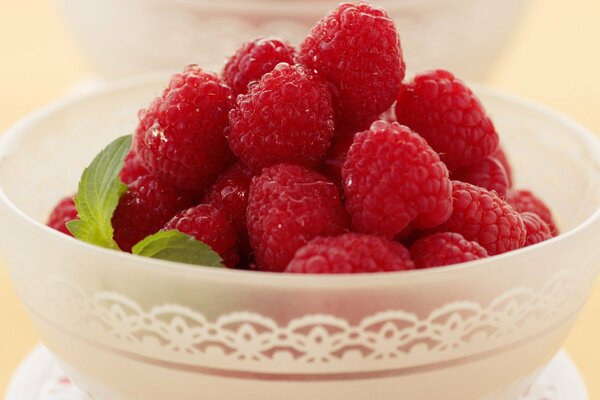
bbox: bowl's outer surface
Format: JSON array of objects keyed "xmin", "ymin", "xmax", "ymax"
[
  {"xmin": 54, "ymin": 0, "xmax": 526, "ymax": 81},
  {"xmin": 0, "ymin": 75, "xmax": 599, "ymax": 400}
]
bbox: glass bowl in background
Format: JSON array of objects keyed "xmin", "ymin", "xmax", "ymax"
[
  {"xmin": 55, "ymin": 0, "xmax": 527, "ymax": 80},
  {"xmin": 0, "ymin": 73, "xmax": 599, "ymax": 399}
]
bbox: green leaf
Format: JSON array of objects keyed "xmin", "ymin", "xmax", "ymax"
[
  {"xmin": 132, "ymin": 230, "xmax": 225, "ymax": 268},
  {"xmin": 67, "ymin": 135, "xmax": 131, "ymax": 249}
]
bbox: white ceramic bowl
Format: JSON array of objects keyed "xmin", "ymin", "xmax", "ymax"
[
  {"xmin": 55, "ymin": 0, "xmax": 526, "ymax": 80},
  {"xmin": 1, "ymin": 74, "xmax": 600, "ymax": 400}
]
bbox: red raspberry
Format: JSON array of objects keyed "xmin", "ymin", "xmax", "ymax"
[
  {"xmin": 321, "ymin": 113, "xmax": 390, "ymax": 185},
  {"xmin": 135, "ymin": 65, "xmax": 233, "ymax": 194},
  {"xmin": 299, "ymin": 3, "xmax": 405, "ymax": 127},
  {"xmin": 410, "ymin": 232, "xmax": 488, "ymax": 269},
  {"xmin": 204, "ymin": 162, "xmax": 252, "ymax": 234},
  {"xmin": 286, "ymin": 233, "xmax": 414, "ymax": 274},
  {"xmin": 222, "ymin": 37, "xmax": 296, "ymax": 96},
  {"xmin": 507, "ymin": 189, "xmax": 558, "ymax": 236},
  {"xmin": 438, "ymin": 181, "xmax": 526, "ymax": 255},
  {"xmin": 320, "ymin": 133, "xmax": 354, "ymax": 187},
  {"xmin": 491, "ymin": 147, "xmax": 513, "ymax": 186},
  {"xmin": 321, "ymin": 116, "xmax": 384, "ymax": 189},
  {"xmin": 112, "ymin": 175, "xmax": 192, "ymax": 252},
  {"xmin": 395, "ymin": 69, "xmax": 499, "ymax": 170},
  {"xmin": 120, "ymin": 150, "xmax": 148, "ymax": 185},
  {"xmin": 247, "ymin": 164, "xmax": 348, "ymax": 272},
  {"xmin": 453, "ymin": 157, "xmax": 509, "ymax": 197},
  {"xmin": 204, "ymin": 162, "xmax": 253, "ymax": 255},
  {"xmin": 227, "ymin": 63, "xmax": 335, "ymax": 172},
  {"xmin": 164, "ymin": 204, "xmax": 239, "ymax": 268},
  {"xmin": 521, "ymin": 212, "xmax": 553, "ymax": 247},
  {"xmin": 343, "ymin": 121, "xmax": 452, "ymax": 238},
  {"xmin": 47, "ymin": 195, "xmax": 78, "ymax": 236}
]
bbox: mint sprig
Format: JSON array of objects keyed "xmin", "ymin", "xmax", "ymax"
[
  {"xmin": 67, "ymin": 135, "xmax": 131, "ymax": 249},
  {"xmin": 132, "ymin": 230, "xmax": 225, "ymax": 268},
  {"xmin": 66, "ymin": 135, "xmax": 225, "ymax": 268}
]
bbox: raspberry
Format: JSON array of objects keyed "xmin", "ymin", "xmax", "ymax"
[
  {"xmin": 47, "ymin": 195, "xmax": 78, "ymax": 236},
  {"xmin": 204, "ymin": 162, "xmax": 252, "ymax": 234},
  {"xmin": 491, "ymin": 147, "xmax": 513, "ymax": 186},
  {"xmin": 120, "ymin": 150, "xmax": 148, "ymax": 185},
  {"xmin": 164, "ymin": 204, "xmax": 239, "ymax": 268},
  {"xmin": 135, "ymin": 65, "xmax": 233, "ymax": 194},
  {"xmin": 227, "ymin": 63, "xmax": 334, "ymax": 172},
  {"xmin": 410, "ymin": 232, "xmax": 488, "ymax": 269},
  {"xmin": 507, "ymin": 189, "xmax": 558, "ymax": 236},
  {"xmin": 438, "ymin": 181, "xmax": 526, "ymax": 255},
  {"xmin": 320, "ymin": 116, "xmax": 383, "ymax": 188},
  {"xmin": 247, "ymin": 164, "xmax": 348, "ymax": 272},
  {"xmin": 521, "ymin": 212, "xmax": 553, "ymax": 247},
  {"xmin": 322, "ymin": 113, "xmax": 391, "ymax": 185},
  {"xmin": 204, "ymin": 162, "xmax": 253, "ymax": 255},
  {"xmin": 299, "ymin": 3, "xmax": 405, "ymax": 127},
  {"xmin": 112, "ymin": 175, "xmax": 192, "ymax": 252},
  {"xmin": 343, "ymin": 121, "xmax": 452, "ymax": 238},
  {"xmin": 286, "ymin": 233, "xmax": 414, "ymax": 274},
  {"xmin": 222, "ymin": 37, "xmax": 296, "ymax": 96},
  {"xmin": 320, "ymin": 133, "xmax": 354, "ymax": 187},
  {"xmin": 453, "ymin": 157, "xmax": 509, "ymax": 197},
  {"xmin": 395, "ymin": 69, "xmax": 499, "ymax": 170}
]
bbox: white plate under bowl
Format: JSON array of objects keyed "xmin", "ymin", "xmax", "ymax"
[{"xmin": 5, "ymin": 346, "xmax": 588, "ymax": 400}]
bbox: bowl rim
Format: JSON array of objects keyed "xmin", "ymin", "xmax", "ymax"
[{"xmin": 1, "ymin": 72, "xmax": 600, "ymax": 288}]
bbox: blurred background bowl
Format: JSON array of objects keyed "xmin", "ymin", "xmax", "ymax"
[
  {"xmin": 54, "ymin": 0, "xmax": 527, "ymax": 80},
  {"xmin": 0, "ymin": 73, "xmax": 599, "ymax": 399}
]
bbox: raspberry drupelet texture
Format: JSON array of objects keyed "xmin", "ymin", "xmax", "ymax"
[
  {"xmin": 120, "ymin": 150, "xmax": 148, "ymax": 185},
  {"xmin": 112, "ymin": 175, "xmax": 192, "ymax": 252},
  {"xmin": 438, "ymin": 181, "xmax": 526, "ymax": 255},
  {"xmin": 453, "ymin": 157, "xmax": 509, "ymax": 197},
  {"xmin": 227, "ymin": 63, "xmax": 335, "ymax": 172},
  {"xmin": 521, "ymin": 212, "xmax": 553, "ymax": 247},
  {"xmin": 286, "ymin": 233, "xmax": 414, "ymax": 274},
  {"xmin": 320, "ymin": 133, "xmax": 354, "ymax": 188},
  {"xmin": 506, "ymin": 189, "xmax": 558, "ymax": 236},
  {"xmin": 222, "ymin": 37, "xmax": 297, "ymax": 96},
  {"xmin": 491, "ymin": 147, "xmax": 513, "ymax": 186},
  {"xmin": 135, "ymin": 65, "xmax": 233, "ymax": 194},
  {"xmin": 247, "ymin": 164, "xmax": 348, "ymax": 272},
  {"xmin": 204, "ymin": 162, "xmax": 253, "ymax": 255},
  {"xmin": 204, "ymin": 162, "xmax": 252, "ymax": 235},
  {"xmin": 410, "ymin": 232, "xmax": 488, "ymax": 269},
  {"xmin": 395, "ymin": 69, "xmax": 499, "ymax": 171},
  {"xmin": 342, "ymin": 121, "xmax": 453, "ymax": 238},
  {"xmin": 47, "ymin": 195, "xmax": 78, "ymax": 236},
  {"xmin": 299, "ymin": 2, "xmax": 405, "ymax": 127},
  {"xmin": 322, "ymin": 116, "xmax": 384, "ymax": 185},
  {"xmin": 164, "ymin": 204, "xmax": 239, "ymax": 268}
]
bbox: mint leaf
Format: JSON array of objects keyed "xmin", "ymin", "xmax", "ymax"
[
  {"xmin": 67, "ymin": 135, "xmax": 131, "ymax": 249},
  {"xmin": 132, "ymin": 230, "xmax": 225, "ymax": 268}
]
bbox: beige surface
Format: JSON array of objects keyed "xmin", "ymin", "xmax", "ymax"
[{"xmin": 0, "ymin": 0, "xmax": 599, "ymax": 397}]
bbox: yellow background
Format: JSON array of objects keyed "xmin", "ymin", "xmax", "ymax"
[{"xmin": 0, "ymin": 0, "xmax": 599, "ymax": 397}]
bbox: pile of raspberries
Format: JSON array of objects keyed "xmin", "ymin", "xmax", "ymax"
[{"xmin": 48, "ymin": 2, "xmax": 558, "ymax": 273}]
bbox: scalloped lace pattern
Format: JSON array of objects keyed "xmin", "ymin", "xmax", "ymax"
[{"xmin": 20, "ymin": 267, "xmax": 592, "ymax": 374}]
